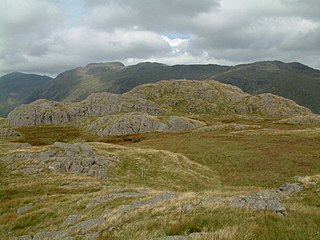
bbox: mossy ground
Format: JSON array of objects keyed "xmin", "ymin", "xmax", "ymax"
[{"xmin": 1, "ymin": 115, "xmax": 320, "ymax": 239}]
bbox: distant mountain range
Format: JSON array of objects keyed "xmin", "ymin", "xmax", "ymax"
[{"xmin": 1, "ymin": 60, "xmax": 320, "ymax": 117}]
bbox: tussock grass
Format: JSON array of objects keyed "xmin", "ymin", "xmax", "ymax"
[
  {"xmin": 93, "ymin": 142, "xmax": 220, "ymax": 191},
  {"xmin": 133, "ymin": 127, "xmax": 320, "ymax": 188}
]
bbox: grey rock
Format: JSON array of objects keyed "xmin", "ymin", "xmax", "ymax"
[
  {"xmin": 230, "ymin": 197, "xmax": 246, "ymax": 208},
  {"xmin": 8, "ymin": 92, "xmax": 165, "ymax": 128},
  {"xmin": 33, "ymin": 231, "xmax": 69, "ymax": 240},
  {"xmin": 10, "ymin": 143, "xmax": 32, "ymax": 149},
  {"xmin": 86, "ymin": 113, "xmax": 206, "ymax": 137},
  {"xmin": 278, "ymin": 183, "xmax": 302, "ymax": 196},
  {"xmin": 17, "ymin": 204, "xmax": 34, "ymax": 215},
  {"xmin": 16, "ymin": 236, "xmax": 32, "ymax": 240},
  {"xmin": 231, "ymin": 191, "xmax": 287, "ymax": 215},
  {"xmin": 118, "ymin": 191, "xmax": 177, "ymax": 214},
  {"xmin": 68, "ymin": 218, "xmax": 104, "ymax": 234},
  {"xmin": 0, "ymin": 128, "xmax": 21, "ymax": 138},
  {"xmin": 149, "ymin": 236, "xmax": 188, "ymax": 240},
  {"xmin": 1, "ymin": 142, "xmax": 115, "ymax": 178},
  {"xmin": 22, "ymin": 166, "xmax": 41, "ymax": 175},
  {"xmin": 86, "ymin": 191, "xmax": 147, "ymax": 208},
  {"xmin": 167, "ymin": 116, "xmax": 205, "ymax": 132},
  {"xmin": 252, "ymin": 93, "xmax": 311, "ymax": 117},
  {"xmin": 86, "ymin": 112, "xmax": 168, "ymax": 137},
  {"xmin": 62, "ymin": 215, "xmax": 81, "ymax": 227}
]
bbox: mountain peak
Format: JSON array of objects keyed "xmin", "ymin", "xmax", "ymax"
[{"xmin": 83, "ymin": 62, "xmax": 125, "ymax": 74}]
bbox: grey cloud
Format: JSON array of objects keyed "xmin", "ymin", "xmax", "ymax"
[
  {"xmin": 84, "ymin": 0, "xmax": 220, "ymax": 32},
  {"xmin": 1, "ymin": 0, "xmax": 320, "ymax": 76}
]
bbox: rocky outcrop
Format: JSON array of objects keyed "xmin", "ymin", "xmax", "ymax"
[
  {"xmin": 251, "ymin": 93, "xmax": 311, "ymax": 117},
  {"xmin": 17, "ymin": 204, "xmax": 34, "ymax": 215},
  {"xmin": 8, "ymin": 80, "xmax": 311, "ymax": 128},
  {"xmin": 278, "ymin": 183, "xmax": 302, "ymax": 196},
  {"xmin": 85, "ymin": 113, "xmax": 168, "ymax": 136},
  {"xmin": 167, "ymin": 116, "xmax": 205, "ymax": 132},
  {"xmin": 84, "ymin": 113, "xmax": 205, "ymax": 136},
  {"xmin": 1, "ymin": 142, "xmax": 116, "ymax": 178},
  {"xmin": 0, "ymin": 128, "xmax": 21, "ymax": 138},
  {"xmin": 274, "ymin": 114, "xmax": 320, "ymax": 125},
  {"xmin": 230, "ymin": 190, "xmax": 287, "ymax": 216},
  {"xmin": 8, "ymin": 93, "xmax": 165, "ymax": 128},
  {"xmin": 128, "ymin": 80, "xmax": 311, "ymax": 116}
]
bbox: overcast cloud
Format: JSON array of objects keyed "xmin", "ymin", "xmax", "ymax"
[{"xmin": 1, "ymin": 0, "xmax": 320, "ymax": 76}]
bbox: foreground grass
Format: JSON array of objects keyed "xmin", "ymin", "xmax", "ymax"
[
  {"xmin": 1, "ymin": 115, "xmax": 319, "ymax": 239},
  {"xmin": 132, "ymin": 129, "xmax": 320, "ymax": 188}
]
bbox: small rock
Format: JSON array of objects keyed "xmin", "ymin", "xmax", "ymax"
[
  {"xmin": 33, "ymin": 231, "xmax": 69, "ymax": 240},
  {"xmin": 62, "ymin": 215, "xmax": 81, "ymax": 227},
  {"xmin": 278, "ymin": 183, "xmax": 302, "ymax": 196},
  {"xmin": 17, "ymin": 204, "xmax": 34, "ymax": 215},
  {"xmin": 68, "ymin": 218, "xmax": 104, "ymax": 234},
  {"xmin": 149, "ymin": 236, "xmax": 188, "ymax": 240},
  {"xmin": 10, "ymin": 143, "xmax": 32, "ymax": 149},
  {"xmin": 229, "ymin": 197, "xmax": 246, "ymax": 208}
]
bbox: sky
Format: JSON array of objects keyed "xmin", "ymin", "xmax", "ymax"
[{"xmin": 1, "ymin": 0, "xmax": 320, "ymax": 77}]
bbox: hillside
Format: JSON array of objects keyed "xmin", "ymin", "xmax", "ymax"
[
  {"xmin": 1, "ymin": 77, "xmax": 320, "ymax": 239},
  {"xmin": 8, "ymin": 80, "xmax": 311, "ymax": 129},
  {"xmin": 28, "ymin": 62, "xmax": 228, "ymax": 103},
  {"xmin": 0, "ymin": 72, "xmax": 52, "ymax": 117},
  {"xmin": 213, "ymin": 61, "xmax": 320, "ymax": 114},
  {"xmin": 26, "ymin": 61, "xmax": 320, "ymax": 115}
]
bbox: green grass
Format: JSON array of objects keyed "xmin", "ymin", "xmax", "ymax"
[{"xmin": 132, "ymin": 129, "xmax": 320, "ymax": 188}]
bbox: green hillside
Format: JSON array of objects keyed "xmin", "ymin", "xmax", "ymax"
[
  {"xmin": 3, "ymin": 60, "xmax": 320, "ymax": 116},
  {"xmin": 213, "ymin": 61, "xmax": 320, "ymax": 114},
  {"xmin": 28, "ymin": 61, "xmax": 320, "ymax": 114},
  {"xmin": 0, "ymin": 72, "xmax": 52, "ymax": 117},
  {"xmin": 28, "ymin": 62, "xmax": 228, "ymax": 102}
]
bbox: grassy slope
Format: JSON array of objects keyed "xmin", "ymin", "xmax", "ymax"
[
  {"xmin": 213, "ymin": 61, "xmax": 320, "ymax": 113},
  {"xmin": 1, "ymin": 115, "xmax": 320, "ymax": 239}
]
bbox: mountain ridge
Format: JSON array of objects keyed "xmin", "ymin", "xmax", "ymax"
[{"xmin": 1, "ymin": 60, "xmax": 320, "ymax": 117}]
